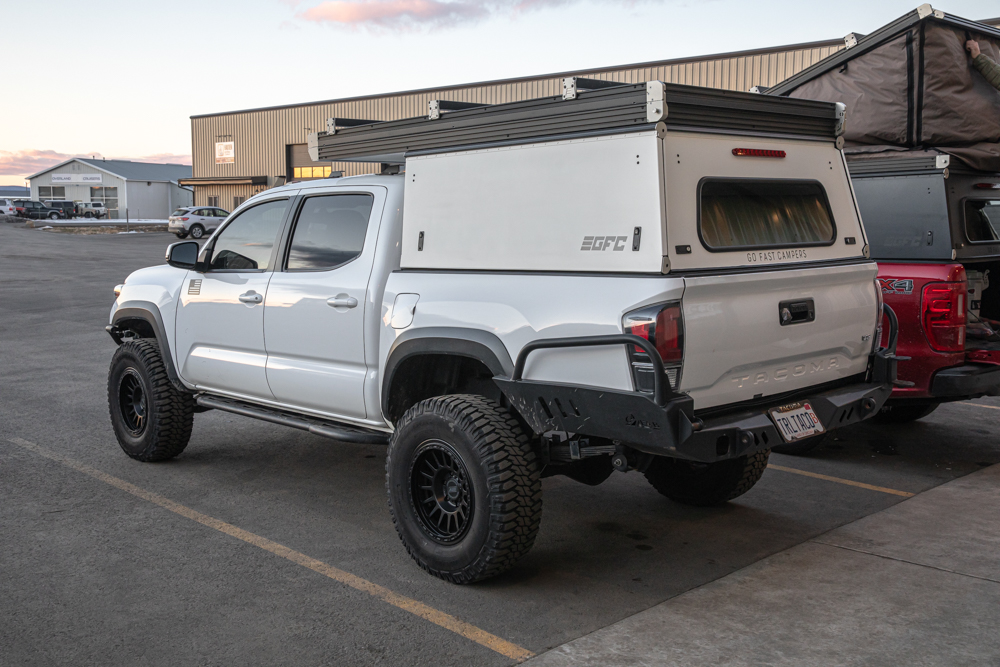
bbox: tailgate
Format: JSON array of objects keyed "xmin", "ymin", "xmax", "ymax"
[{"xmin": 681, "ymin": 263, "xmax": 879, "ymax": 409}]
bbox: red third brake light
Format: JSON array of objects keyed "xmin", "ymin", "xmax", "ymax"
[
  {"xmin": 624, "ymin": 302, "xmax": 683, "ymax": 363},
  {"xmin": 921, "ymin": 281, "xmax": 966, "ymax": 352},
  {"xmin": 732, "ymin": 148, "xmax": 786, "ymax": 158}
]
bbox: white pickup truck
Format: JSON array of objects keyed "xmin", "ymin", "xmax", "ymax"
[{"xmin": 107, "ymin": 79, "xmax": 898, "ymax": 583}]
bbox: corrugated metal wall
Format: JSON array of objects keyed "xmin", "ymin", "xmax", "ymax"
[{"xmin": 190, "ymin": 41, "xmax": 844, "ymax": 204}]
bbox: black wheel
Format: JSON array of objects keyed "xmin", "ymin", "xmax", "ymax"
[
  {"xmin": 108, "ymin": 339, "xmax": 194, "ymax": 462},
  {"xmin": 873, "ymin": 403, "xmax": 939, "ymax": 424},
  {"xmin": 644, "ymin": 450, "xmax": 770, "ymax": 507},
  {"xmin": 772, "ymin": 432, "xmax": 827, "ymax": 456},
  {"xmin": 386, "ymin": 395, "xmax": 542, "ymax": 584},
  {"xmin": 175, "ymin": 232, "xmax": 189, "ymax": 239},
  {"xmin": 189, "ymin": 224, "xmax": 205, "ymax": 239},
  {"xmin": 84, "ymin": 211, "xmax": 93, "ymax": 218}
]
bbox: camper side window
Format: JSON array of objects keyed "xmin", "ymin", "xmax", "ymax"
[
  {"xmin": 699, "ymin": 179, "xmax": 836, "ymax": 251},
  {"xmin": 964, "ymin": 199, "xmax": 1000, "ymax": 244}
]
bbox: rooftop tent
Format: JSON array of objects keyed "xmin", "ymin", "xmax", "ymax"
[{"xmin": 767, "ymin": 5, "xmax": 1000, "ymax": 171}]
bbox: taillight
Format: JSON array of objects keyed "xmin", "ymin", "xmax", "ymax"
[
  {"xmin": 623, "ymin": 301, "xmax": 684, "ymax": 391},
  {"xmin": 921, "ymin": 282, "xmax": 966, "ymax": 352},
  {"xmin": 873, "ymin": 276, "xmax": 885, "ymax": 351},
  {"xmin": 180, "ymin": 217, "xmax": 189, "ymax": 221}
]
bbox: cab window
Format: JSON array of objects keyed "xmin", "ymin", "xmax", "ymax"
[
  {"xmin": 699, "ymin": 179, "xmax": 836, "ymax": 250},
  {"xmin": 285, "ymin": 194, "xmax": 374, "ymax": 271},
  {"xmin": 209, "ymin": 199, "xmax": 288, "ymax": 271},
  {"xmin": 964, "ymin": 199, "xmax": 1000, "ymax": 243}
]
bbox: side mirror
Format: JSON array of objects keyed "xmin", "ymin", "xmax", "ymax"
[{"xmin": 165, "ymin": 241, "xmax": 203, "ymax": 271}]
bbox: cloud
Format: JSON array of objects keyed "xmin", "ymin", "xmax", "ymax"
[
  {"xmin": 0, "ymin": 150, "xmax": 191, "ymax": 177},
  {"xmin": 297, "ymin": 0, "xmax": 655, "ymax": 31}
]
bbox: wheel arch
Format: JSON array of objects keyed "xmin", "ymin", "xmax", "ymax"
[
  {"xmin": 108, "ymin": 301, "xmax": 186, "ymax": 392},
  {"xmin": 382, "ymin": 327, "xmax": 515, "ymax": 425}
]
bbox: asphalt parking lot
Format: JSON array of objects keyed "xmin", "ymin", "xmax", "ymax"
[{"xmin": 2, "ymin": 222, "xmax": 999, "ymax": 665}]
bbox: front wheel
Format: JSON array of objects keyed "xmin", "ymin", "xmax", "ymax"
[
  {"xmin": 644, "ymin": 450, "xmax": 770, "ymax": 507},
  {"xmin": 108, "ymin": 339, "xmax": 195, "ymax": 461},
  {"xmin": 49, "ymin": 212, "xmax": 59, "ymax": 219},
  {"xmin": 189, "ymin": 224, "xmax": 205, "ymax": 239},
  {"xmin": 84, "ymin": 211, "xmax": 93, "ymax": 218},
  {"xmin": 386, "ymin": 395, "xmax": 542, "ymax": 584}
]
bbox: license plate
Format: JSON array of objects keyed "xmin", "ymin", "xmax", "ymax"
[{"xmin": 769, "ymin": 402, "xmax": 825, "ymax": 442}]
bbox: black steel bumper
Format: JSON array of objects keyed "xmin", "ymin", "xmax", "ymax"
[
  {"xmin": 494, "ymin": 306, "xmax": 899, "ymax": 464},
  {"xmin": 930, "ymin": 363, "xmax": 1000, "ymax": 398}
]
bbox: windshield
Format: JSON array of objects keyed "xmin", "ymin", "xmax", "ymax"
[
  {"xmin": 965, "ymin": 199, "xmax": 1000, "ymax": 243},
  {"xmin": 700, "ymin": 179, "xmax": 836, "ymax": 250}
]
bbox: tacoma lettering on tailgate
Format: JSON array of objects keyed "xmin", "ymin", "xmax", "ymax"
[{"xmin": 730, "ymin": 357, "xmax": 841, "ymax": 388}]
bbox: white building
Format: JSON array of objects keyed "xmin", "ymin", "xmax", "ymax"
[{"xmin": 27, "ymin": 158, "xmax": 193, "ymax": 219}]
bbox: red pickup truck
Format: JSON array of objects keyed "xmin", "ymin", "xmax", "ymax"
[{"xmin": 853, "ymin": 153, "xmax": 1000, "ymax": 423}]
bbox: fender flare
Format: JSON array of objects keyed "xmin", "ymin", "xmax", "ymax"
[
  {"xmin": 108, "ymin": 300, "xmax": 187, "ymax": 391},
  {"xmin": 381, "ymin": 327, "xmax": 514, "ymax": 421}
]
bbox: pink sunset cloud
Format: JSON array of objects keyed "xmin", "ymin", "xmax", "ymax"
[{"xmin": 0, "ymin": 150, "xmax": 191, "ymax": 178}]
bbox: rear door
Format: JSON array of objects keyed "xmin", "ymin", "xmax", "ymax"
[
  {"xmin": 662, "ymin": 133, "xmax": 879, "ymax": 409},
  {"xmin": 174, "ymin": 196, "xmax": 292, "ymax": 399},
  {"xmin": 263, "ymin": 187, "xmax": 385, "ymax": 420}
]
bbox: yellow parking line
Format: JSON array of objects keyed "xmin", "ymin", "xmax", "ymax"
[
  {"xmin": 959, "ymin": 402, "xmax": 1000, "ymax": 411},
  {"xmin": 767, "ymin": 463, "xmax": 915, "ymax": 498},
  {"xmin": 7, "ymin": 437, "xmax": 533, "ymax": 663}
]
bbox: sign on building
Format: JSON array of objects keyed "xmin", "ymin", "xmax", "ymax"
[
  {"xmin": 51, "ymin": 173, "xmax": 102, "ymax": 183},
  {"xmin": 215, "ymin": 142, "xmax": 235, "ymax": 164}
]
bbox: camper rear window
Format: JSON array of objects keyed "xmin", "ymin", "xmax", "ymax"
[
  {"xmin": 964, "ymin": 199, "xmax": 1000, "ymax": 244},
  {"xmin": 699, "ymin": 179, "xmax": 836, "ymax": 251}
]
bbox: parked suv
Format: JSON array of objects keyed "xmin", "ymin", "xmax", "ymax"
[
  {"xmin": 77, "ymin": 202, "xmax": 107, "ymax": 219},
  {"xmin": 106, "ymin": 80, "xmax": 897, "ymax": 583},
  {"xmin": 44, "ymin": 200, "xmax": 77, "ymax": 219},
  {"xmin": 168, "ymin": 206, "xmax": 229, "ymax": 239},
  {"xmin": 0, "ymin": 198, "xmax": 17, "ymax": 217},
  {"xmin": 18, "ymin": 200, "xmax": 62, "ymax": 220}
]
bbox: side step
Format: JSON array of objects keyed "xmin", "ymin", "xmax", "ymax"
[{"xmin": 196, "ymin": 395, "xmax": 389, "ymax": 445}]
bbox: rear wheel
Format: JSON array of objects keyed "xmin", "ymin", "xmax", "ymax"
[
  {"xmin": 48, "ymin": 212, "xmax": 59, "ymax": 219},
  {"xmin": 644, "ymin": 450, "xmax": 770, "ymax": 507},
  {"xmin": 108, "ymin": 339, "xmax": 194, "ymax": 461},
  {"xmin": 772, "ymin": 432, "xmax": 827, "ymax": 456},
  {"xmin": 386, "ymin": 395, "xmax": 542, "ymax": 583},
  {"xmin": 84, "ymin": 211, "xmax": 93, "ymax": 218},
  {"xmin": 873, "ymin": 403, "xmax": 939, "ymax": 424},
  {"xmin": 189, "ymin": 224, "xmax": 205, "ymax": 239}
]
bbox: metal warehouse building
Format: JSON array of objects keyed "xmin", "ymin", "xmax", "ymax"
[
  {"xmin": 183, "ymin": 17, "xmax": 1000, "ymax": 209},
  {"xmin": 27, "ymin": 158, "xmax": 193, "ymax": 219}
]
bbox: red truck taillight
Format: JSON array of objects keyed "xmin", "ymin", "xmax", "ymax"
[
  {"xmin": 921, "ymin": 282, "xmax": 966, "ymax": 352},
  {"xmin": 623, "ymin": 302, "xmax": 684, "ymax": 391}
]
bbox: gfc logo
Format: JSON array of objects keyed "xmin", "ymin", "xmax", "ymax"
[{"xmin": 581, "ymin": 235, "xmax": 628, "ymax": 251}]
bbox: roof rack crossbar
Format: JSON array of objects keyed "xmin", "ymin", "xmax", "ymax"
[
  {"xmin": 562, "ymin": 76, "xmax": 629, "ymax": 100},
  {"xmin": 429, "ymin": 100, "xmax": 492, "ymax": 120},
  {"xmin": 326, "ymin": 117, "xmax": 383, "ymax": 134}
]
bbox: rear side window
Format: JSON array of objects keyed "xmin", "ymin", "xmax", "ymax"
[
  {"xmin": 171, "ymin": 209, "xmax": 189, "ymax": 217},
  {"xmin": 699, "ymin": 180, "xmax": 836, "ymax": 251},
  {"xmin": 209, "ymin": 199, "xmax": 289, "ymax": 271},
  {"xmin": 965, "ymin": 199, "xmax": 1000, "ymax": 243},
  {"xmin": 286, "ymin": 194, "xmax": 374, "ymax": 271}
]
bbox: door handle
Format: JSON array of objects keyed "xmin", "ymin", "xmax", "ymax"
[
  {"xmin": 327, "ymin": 295, "xmax": 359, "ymax": 309},
  {"xmin": 238, "ymin": 291, "xmax": 263, "ymax": 304}
]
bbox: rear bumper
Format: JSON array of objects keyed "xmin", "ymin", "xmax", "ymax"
[
  {"xmin": 495, "ymin": 306, "xmax": 899, "ymax": 464},
  {"xmin": 930, "ymin": 363, "xmax": 1000, "ymax": 399}
]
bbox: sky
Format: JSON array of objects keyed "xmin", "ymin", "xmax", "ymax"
[{"xmin": 1, "ymin": 0, "xmax": 997, "ymax": 186}]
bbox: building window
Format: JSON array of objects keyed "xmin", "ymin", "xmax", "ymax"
[
  {"xmin": 234, "ymin": 196, "xmax": 246, "ymax": 209},
  {"xmin": 90, "ymin": 186, "xmax": 119, "ymax": 211},
  {"xmin": 207, "ymin": 196, "xmax": 220, "ymax": 207},
  {"xmin": 293, "ymin": 166, "xmax": 332, "ymax": 180},
  {"xmin": 38, "ymin": 186, "xmax": 66, "ymax": 200}
]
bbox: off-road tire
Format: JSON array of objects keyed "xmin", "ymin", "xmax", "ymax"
[
  {"xmin": 386, "ymin": 395, "xmax": 542, "ymax": 584},
  {"xmin": 108, "ymin": 339, "xmax": 194, "ymax": 462},
  {"xmin": 189, "ymin": 224, "xmax": 205, "ymax": 239},
  {"xmin": 772, "ymin": 432, "xmax": 827, "ymax": 456},
  {"xmin": 644, "ymin": 450, "xmax": 770, "ymax": 507},
  {"xmin": 873, "ymin": 403, "xmax": 939, "ymax": 424}
]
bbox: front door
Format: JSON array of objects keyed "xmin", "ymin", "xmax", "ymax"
[
  {"xmin": 264, "ymin": 189, "xmax": 384, "ymax": 421},
  {"xmin": 174, "ymin": 197, "xmax": 291, "ymax": 399}
]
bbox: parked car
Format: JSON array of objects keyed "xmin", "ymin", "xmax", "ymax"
[
  {"xmin": 44, "ymin": 200, "xmax": 77, "ymax": 219},
  {"xmin": 848, "ymin": 153, "xmax": 1000, "ymax": 423},
  {"xmin": 167, "ymin": 206, "xmax": 229, "ymax": 239},
  {"xmin": 106, "ymin": 80, "xmax": 897, "ymax": 583},
  {"xmin": 12, "ymin": 200, "xmax": 28, "ymax": 216},
  {"xmin": 18, "ymin": 200, "xmax": 62, "ymax": 220},
  {"xmin": 0, "ymin": 198, "xmax": 17, "ymax": 217},
  {"xmin": 77, "ymin": 202, "xmax": 108, "ymax": 219}
]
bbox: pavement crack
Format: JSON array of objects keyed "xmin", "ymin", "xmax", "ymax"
[{"xmin": 811, "ymin": 540, "xmax": 1000, "ymax": 585}]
